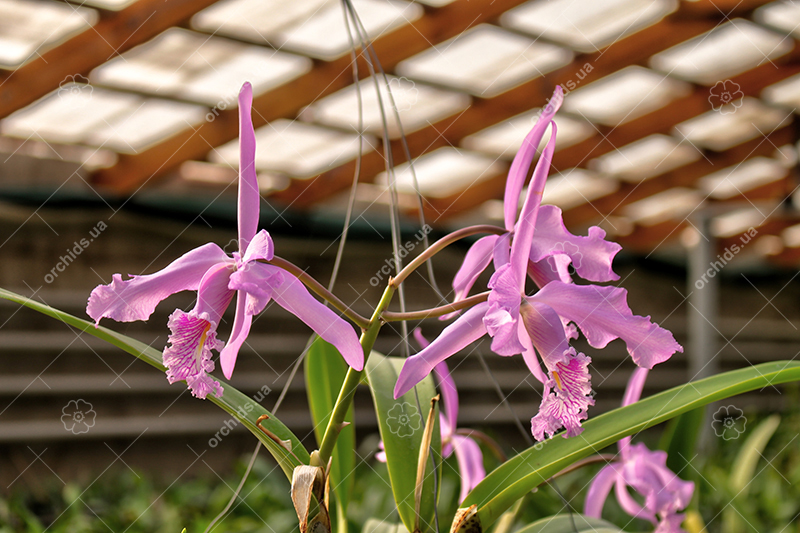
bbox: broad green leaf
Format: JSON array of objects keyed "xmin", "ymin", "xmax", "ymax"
[
  {"xmin": 659, "ymin": 407, "xmax": 705, "ymax": 476},
  {"xmin": 362, "ymin": 519, "xmax": 410, "ymax": 533},
  {"xmin": 365, "ymin": 352, "xmax": 441, "ymax": 533},
  {"xmin": 722, "ymin": 414, "xmax": 781, "ymax": 533},
  {"xmin": 461, "ymin": 361, "xmax": 800, "ymax": 530},
  {"xmin": 305, "ymin": 336, "xmax": 355, "ymax": 527},
  {"xmin": 515, "ymin": 514, "xmax": 622, "ymax": 533},
  {"xmin": 0, "ymin": 287, "xmax": 309, "ymax": 479}
]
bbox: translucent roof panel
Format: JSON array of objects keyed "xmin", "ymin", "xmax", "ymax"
[
  {"xmin": 698, "ymin": 157, "xmax": 788, "ymax": 200},
  {"xmin": 0, "ymin": 0, "xmax": 97, "ymax": 70},
  {"xmin": 591, "ymin": 134, "xmax": 701, "ymax": 182},
  {"xmin": 210, "ymin": 119, "xmax": 375, "ymax": 179},
  {"xmin": 650, "ymin": 19, "xmax": 792, "ymax": 85},
  {"xmin": 762, "ymin": 72, "xmax": 800, "ymax": 111},
  {"xmin": 755, "ymin": 1, "xmax": 800, "ymax": 38},
  {"xmin": 461, "ymin": 111, "xmax": 593, "ymax": 159},
  {"xmin": 1, "ymin": 85, "xmax": 206, "ymax": 153},
  {"xmin": 623, "ymin": 188, "xmax": 704, "ymax": 226},
  {"xmin": 711, "ymin": 208, "xmax": 768, "ymax": 238},
  {"xmin": 301, "ymin": 76, "xmax": 471, "ymax": 139},
  {"xmin": 542, "ymin": 168, "xmax": 619, "ymax": 210},
  {"xmin": 414, "ymin": 0, "xmax": 457, "ymax": 5},
  {"xmin": 375, "ymin": 147, "xmax": 505, "ymax": 198},
  {"xmin": 396, "ymin": 25, "xmax": 573, "ymax": 98},
  {"xmin": 192, "ymin": 0, "xmax": 423, "ymax": 61},
  {"xmin": 673, "ymin": 98, "xmax": 789, "ymax": 152},
  {"xmin": 501, "ymin": 0, "xmax": 677, "ymax": 53},
  {"xmin": 92, "ymin": 29, "xmax": 312, "ymax": 107},
  {"xmin": 563, "ymin": 66, "xmax": 690, "ymax": 126},
  {"xmin": 76, "ymin": 0, "xmax": 136, "ymax": 9}
]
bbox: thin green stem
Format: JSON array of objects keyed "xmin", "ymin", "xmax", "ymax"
[
  {"xmin": 390, "ymin": 225, "xmax": 505, "ymax": 289},
  {"xmin": 317, "ymin": 284, "xmax": 396, "ymax": 465},
  {"xmin": 266, "ymin": 256, "xmax": 370, "ymax": 329},
  {"xmin": 382, "ymin": 292, "xmax": 490, "ymax": 322}
]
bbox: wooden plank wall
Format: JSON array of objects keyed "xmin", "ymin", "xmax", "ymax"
[{"xmin": 1, "ymin": 203, "xmax": 798, "ymax": 491}]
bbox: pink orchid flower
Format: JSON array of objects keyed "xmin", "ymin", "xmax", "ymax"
[
  {"xmin": 87, "ymin": 83, "xmax": 363, "ymax": 399},
  {"xmin": 394, "ymin": 86, "xmax": 682, "ymax": 440},
  {"xmin": 585, "ymin": 368, "xmax": 694, "ymax": 533}
]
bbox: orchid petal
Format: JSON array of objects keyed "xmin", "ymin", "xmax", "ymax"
[
  {"xmin": 194, "ymin": 262, "xmax": 236, "ymax": 326},
  {"xmin": 163, "ymin": 309, "xmax": 224, "ymax": 399},
  {"xmin": 242, "ymin": 229, "xmax": 274, "ymax": 264},
  {"xmin": 441, "ymin": 235, "xmax": 499, "ymax": 320},
  {"xmin": 87, "ymin": 243, "xmax": 230, "ymax": 324},
  {"xmin": 619, "ymin": 367, "xmax": 650, "ymax": 455},
  {"xmin": 529, "ymin": 282, "xmax": 683, "ymax": 369},
  {"xmin": 237, "ymin": 82, "xmax": 259, "ymax": 253},
  {"xmin": 229, "ymin": 262, "xmax": 284, "ymax": 316},
  {"xmin": 615, "ymin": 476, "xmax": 655, "ymax": 523},
  {"xmin": 492, "ymin": 233, "xmax": 511, "ymax": 270},
  {"xmin": 433, "ymin": 360, "xmax": 458, "ymax": 439},
  {"xmin": 451, "ymin": 434, "xmax": 486, "ymax": 503},
  {"xmin": 529, "ymin": 205, "xmax": 621, "ymax": 282},
  {"xmin": 517, "ymin": 319, "xmax": 547, "ymax": 383},
  {"xmin": 232, "ymin": 262, "xmax": 363, "ymax": 370},
  {"xmin": 584, "ymin": 463, "xmax": 620, "ymax": 518},
  {"xmin": 394, "ymin": 302, "xmax": 489, "ymax": 399},
  {"xmin": 220, "ymin": 292, "xmax": 252, "ymax": 379},
  {"xmin": 527, "ymin": 254, "xmax": 572, "ymax": 288},
  {"xmin": 503, "ymin": 86, "xmax": 564, "ymax": 231},
  {"xmin": 509, "ymin": 122, "xmax": 558, "ymax": 294},
  {"xmin": 530, "ymin": 351, "xmax": 593, "ymax": 440},
  {"xmin": 519, "ymin": 300, "xmax": 571, "ymax": 368},
  {"xmin": 484, "ymin": 263, "xmax": 525, "ymax": 356}
]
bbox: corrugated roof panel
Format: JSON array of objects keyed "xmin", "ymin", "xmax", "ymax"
[
  {"xmin": 92, "ymin": 28, "xmax": 312, "ymax": 106},
  {"xmin": 210, "ymin": 119, "xmax": 375, "ymax": 179},
  {"xmin": 650, "ymin": 19, "xmax": 792, "ymax": 85},
  {"xmin": 396, "ymin": 24, "xmax": 573, "ymax": 97},
  {"xmin": 762, "ymin": 72, "xmax": 800, "ymax": 111},
  {"xmin": 0, "ymin": 0, "xmax": 97, "ymax": 69},
  {"xmin": 711, "ymin": 207, "xmax": 768, "ymax": 237},
  {"xmin": 501, "ymin": 0, "xmax": 677, "ymax": 53},
  {"xmin": 542, "ymin": 168, "xmax": 619, "ymax": 210},
  {"xmin": 755, "ymin": 1, "xmax": 800, "ymax": 38},
  {"xmin": 623, "ymin": 188, "xmax": 704, "ymax": 226},
  {"xmin": 592, "ymin": 134, "xmax": 701, "ymax": 182},
  {"xmin": 699, "ymin": 157, "xmax": 788, "ymax": 200},
  {"xmin": 461, "ymin": 111, "xmax": 592, "ymax": 159},
  {"xmin": 376, "ymin": 147, "xmax": 504, "ymax": 198},
  {"xmin": 563, "ymin": 66, "xmax": 691, "ymax": 126},
  {"xmin": 302, "ymin": 75, "xmax": 470, "ymax": 139}
]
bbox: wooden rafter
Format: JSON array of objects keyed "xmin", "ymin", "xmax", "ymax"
[{"xmin": 0, "ymin": 0, "xmax": 220, "ymax": 120}]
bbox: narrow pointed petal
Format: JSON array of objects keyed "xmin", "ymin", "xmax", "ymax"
[
  {"xmin": 529, "ymin": 282, "xmax": 683, "ymax": 369},
  {"xmin": 615, "ymin": 476, "xmax": 654, "ymax": 523},
  {"xmin": 517, "ymin": 319, "xmax": 547, "ymax": 383},
  {"xmin": 87, "ymin": 243, "xmax": 230, "ymax": 324},
  {"xmin": 395, "ymin": 302, "xmax": 489, "ymax": 399},
  {"xmin": 584, "ymin": 463, "xmax": 620, "ymax": 518},
  {"xmin": 228, "ymin": 262, "xmax": 284, "ymax": 316},
  {"xmin": 233, "ymin": 262, "xmax": 363, "ymax": 370},
  {"xmin": 519, "ymin": 300, "xmax": 570, "ymax": 366},
  {"xmin": 237, "ymin": 82, "xmax": 260, "ymax": 253},
  {"xmin": 619, "ymin": 367, "xmax": 650, "ymax": 455},
  {"xmin": 503, "ymin": 86, "xmax": 563, "ymax": 231},
  {"xmin": 220, "ymin": 292, "xmax": 252, "ymax": 379},
  {"xmin": 432, "ymin": 360, "xmax": 458, "ymax": 439},
  {"xmin": 484, "ymin": 264, "xmax": 525, "ymax": 356},
  {"xmin": 446, "ymin": 234, "xmax": 499, "ymax": 311},
  {"xmin": 509, "ymin": 123, "xmax": 558, "ymax": 293},
  {"xmin": 451, "ymin": 435, "xmax": 486, "ymax": 503},
  {"xmin": 163, "ymin": 309, "xmax": 224, "ymax": 399},
  {"xmin": 194, "ymin": 262, "xmax": 236, "ymax": 326},
  {"xmin": 492, "ymin": 233, "xmax": 511, "ymax": 270},
  {"xmin": 529, "ymin": 205, "xmax": 621, "ymax": 282},
  {"xmin": 242, "ymin": 229, "xmax": 274, "ymax": 264}
]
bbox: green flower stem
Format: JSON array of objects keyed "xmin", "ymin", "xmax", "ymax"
[
  {"xmin": 317, "ymin": 284, "xmax": 396, "ymax": 466},
  {"xmin": 390, "ymin": 225, "xmax": 505, "ymax": 289},
  {"xmin": 266, "ymin": 256, "xmax": 371, "ymax": 329},
  {"xmin": 382, "ymin": 291, "xmax": 490, "ymax": 322}
]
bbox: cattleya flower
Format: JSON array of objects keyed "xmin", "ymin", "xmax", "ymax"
[
  {"xmin": 394, "ymin": 86, "xmax": 682, "ymax": 440},
  {"xmin": 378, "ymin": 330, "xmax": 485, "ymax": 503},
  {"xmin": 87, "ymin": 83, "xmax": 363, "ymax": 399},
  {"xmin": 585, "ymin": 368, "xmax": 694, "ymax": 533}
]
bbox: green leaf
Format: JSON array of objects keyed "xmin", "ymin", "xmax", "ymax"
[
  {"xmin": 515, "ymin": 514, "xmax": 622, "ymax": 533},
  {"xmin": 365, "ymin": 352, "xmax": 441, "ymax": 533},
  {"xmin": 461, "ymin": 361, "xmax": 800, "ymax": 530},
  {"xmin": 362, "ymin": 519, "xmax": 410, "ymax": 533},
  {"xmin": 722, "ymin": 414, "xmax": 781, "ymax": 533},
  {"xmin": 0, "ymin": 287, "xmax": 309, "ymax": 479},
  {"xmin": 659, "ymin": 407, "xmax": 705, "ymax": 476},
  {"xmin": 305, "ymin": 336, "xmax": 355, "ymax": 526}
]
